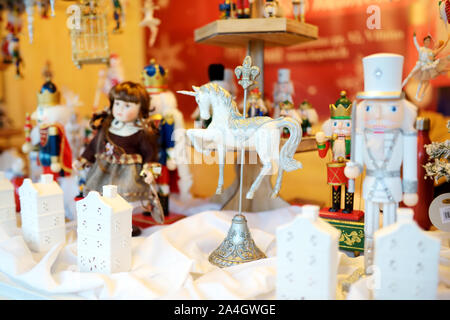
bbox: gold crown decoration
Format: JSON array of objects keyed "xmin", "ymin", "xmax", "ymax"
[
  {"xmin": 142, "ymin": 58, "xmax": 169, "ymax": 94},
  {"xmin": 37, "ymin": 61, "xmax": 61, "ymax": 107},
  {"xmin": 330, "ymin": 90, "xmax": 352, "ymax": 119},
  {"xmin": 279, "ymin": 100, "xmax": 294, "ymax": 110}
]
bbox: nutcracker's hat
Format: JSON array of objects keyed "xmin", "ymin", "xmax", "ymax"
[
  {"xmin": 357, "ymin": 53, "xmax": 405, "ymax": 100},
  {"xmin": 37, "ymin": 61, "xmax": 60, "ymax": 107},
  {"xmin": 142, "ymin": 58, "xmax": 168, "ymax": 94},
  {"xmin": 330, "ymin": 91, "xmax": 352, "ymax": 119}
]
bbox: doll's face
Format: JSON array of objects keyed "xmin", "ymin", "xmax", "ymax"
[
  {"xmin": 363, "ymin": 100, "xmax": 403, "ymax": 132},
  {"xmin": 331, "ymin": 119, "xmax": 351, "ymax": 136},
  {"xmin": 424, "ymin": 37, "xmax": 432, "ymax": 48},
  {"xmin": 112, "ymin": 99, "xmax": 140, "ymax": 123}
]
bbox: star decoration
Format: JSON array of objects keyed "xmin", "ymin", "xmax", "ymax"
[{"xmin": 150, "ymin": 33, "xmax": 185, "ymax": 72}]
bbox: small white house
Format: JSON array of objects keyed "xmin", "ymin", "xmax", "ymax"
[
  {"xmin": 373, "ymin": 208, "xmax": 441, "ymax": 300},
  {"xmin": 77, "ymin": 185, "xmax": 133, "ymax": 274},
  {"xmin": 18, "ymin": 174, "xmax": 66, "ymax": 252},
  {"xmin": 276, "ymin": 205, "xmax": 340, "ymax": 300},
  {"xmin": 0, "ymin": 171, "xmax": 17, "ymax": 235}
]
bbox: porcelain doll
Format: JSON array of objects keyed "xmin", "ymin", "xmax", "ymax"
[
  {"xmin": 402, "ymin": 33, "xmax": 450, "ymax": 101},
  {"xmin": 316, "ymin": 91, "xmax": 353, "ymax": 213},
  {"xmin": 73, "ymin": 81, "xmax": 163, "ymax": 225},
  {"xmin": 142, "ymin": 60, "xmax": 193, "ymax": 215},
  {"xmin": 345, "ymin": 53, "xmax": 418, "ymax": 274},
  {"xmin": 22, "ymin": 63, "xmax": 73, "ymax": 181},
  {"xmin": 264, "ymin": 0, "xmax": 278, "ymax": 18},
  {"xmin": 273, "ymin": 69, "xmax": 294, "ymax": 118}
]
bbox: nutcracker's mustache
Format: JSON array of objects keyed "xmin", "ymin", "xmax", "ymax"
[{"xmin": 365, "ymin": 119, "xmax": 398, "ymax": 128}]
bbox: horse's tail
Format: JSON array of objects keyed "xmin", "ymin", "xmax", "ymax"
[{"xmin": 275, "ymin": 117, "xmax": 303, "ymax": 172}]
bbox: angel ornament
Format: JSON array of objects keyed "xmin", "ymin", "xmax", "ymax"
[
  {"xmin": 345, "ymin": 54, "xmax": 418, "ymax": 274},
  {"xmin": 140, "ymin": 0, "xmax": 161, "ymax": 47},
  {"xmin": 402, "ymin": 33, "xmax": 450, "ymax": 101}
]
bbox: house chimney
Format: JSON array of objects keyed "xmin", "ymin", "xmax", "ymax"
[
  {"xmin": 302, "ymin": 205, "xmax": 319, "ymax": 222},
  {"xmin": 103, "ymin": 185, "xmax": 118, "ymax": 198},
  {"xmin": 40, "ymin": 174, "xmax": 54, "ymax": 184}
]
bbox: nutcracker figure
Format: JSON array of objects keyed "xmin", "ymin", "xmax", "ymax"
[
  {"xmin": 316, "ymin": 91, "xmax": 353, "ymax": 213},
  {"xmin": 273, "ymin": 69, "xmax": 294, "ymax": 118},
  {"xmin": 264, "ymin": 0, "xmax": 278, "ymax": 18},
  {"xmin": 247, "ymin": 88, "xmax": 268, "ymax": 117},
  {"xmin": 299, "ymin": 99, "xmax": 318, "ymax": 136},
  {"xmin": 22, "ymin": 63, "xmax": 73, "ymax": 181},
  {"xmin": 236, "ymin": 0, "xmax": 251, "ymax": 18},
  {"xmin": 344, "ymin": 53, "xmax": 418, "ymax": 274},
  {"xmin": 219, "ymin": 0, "xmax": 236, "ymax": 19},
  {"xmin": 279, "ymin": 100, "xmax": 302, "ymax": 138},
  {"xmin": 191, "ymin": 64, "xmax": 230, "ymax": 128},
  {"xmin": 142, "ymin": 59, "xmax": 193, "ymax": 216},
  {"xmin": 292, "ymin": 0, "xmax": 306, "ymax": 22},
  {"xmin": 112, "ymin": 0, "xmax": 123, "ymax": 33}
]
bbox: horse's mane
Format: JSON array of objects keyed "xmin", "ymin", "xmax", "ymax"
[{"xmin": 200, "ymin": 83, "xmax": 242, "ymax": 118}]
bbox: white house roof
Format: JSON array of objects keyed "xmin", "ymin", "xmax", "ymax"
[
  {"xmin": 19, "ymin": 176, "xmax": 63, "ymax": 197},
  {"xmin": 0, "ymin": 172, "xmax": 14, "ymax": 192},
  {"xmin": 80, "ymin": 186, "xmax": 132, "ymax": 213}
]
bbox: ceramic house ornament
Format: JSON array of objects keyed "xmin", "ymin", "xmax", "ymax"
[
  {"xmin": 276, "ymin": 205, "xmax": 340, "ymax": 300},
  {"xmin": 345, "ymin": 53, "xmax": 419, "ymax": 274},
  {"xmin": 19, "ymin": 174, "xmax": 66, "ymax": 252},
  {"xmin": 77, "ymin": 185, "xmax": 133, "ymax": 274},
  {"xmin": 373, "ymin": 208, "xmax": 440, "ymax": 300},
  {"xmin": 0, "ymin": 171, "xmax": 17, "ymax": 235}
]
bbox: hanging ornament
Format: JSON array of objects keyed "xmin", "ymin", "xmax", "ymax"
[
  {"xmin": 140, "ymin": 0, "xmax": 160, "ymax": 47},
  {"xmin": 50, "ymin": 0, "xmax": 55, "ymax": 16},
  {"xmin": 111, "ymin": 0, "xmax": 124, "ymax": 33},
  {"xmin": 440, "ymin": 0, "xmax": 450, "ymax": 30},
  {"xmin": 70, "ymin": 0, "xmax": 110, "ymax": 69},
  {"xmin": 25, "ymin": 0, "xmax": 35, "ymax": 43}
]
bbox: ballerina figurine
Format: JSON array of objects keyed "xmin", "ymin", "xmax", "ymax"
[
  {"xmin": 140, "ymin": 0, "xmax": 161, "ymax": 47},
  {"xmin": 402, "ymin": 32, "xmax": 450, "ymax": 101}
]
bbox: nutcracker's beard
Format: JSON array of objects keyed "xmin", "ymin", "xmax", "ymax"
[
  {"xmin": 332, "ymin": 137, "xmax": 346, "ymax": 162},
  {"xmin": 366, "ymin": 136, "xmax": 385, "ymax": 160},
  {"xmin": 365, "ymin": 119, "xmax": 401, "ymax": 133}
]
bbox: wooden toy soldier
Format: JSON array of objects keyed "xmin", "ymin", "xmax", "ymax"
[
  {"xmin": 316, "ymin": 91, "xmax": 353, "ymax": 213},
  {"xmin": 143, "ymin": 59, "xmax": 192, "ymax": 215},
  {"xmin": 22, "ymin": 62, "xmax": 73, "ymax": 181},
  {"xmin": 219, "ymin": 0, "xmax": 236, "ymax": 19},
  {"xmin": 344, "ymin": 53, "xmax": 418, "ymax": 274}
]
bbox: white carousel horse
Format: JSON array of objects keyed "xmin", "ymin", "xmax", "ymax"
[{"xmin": 178, "ymin": 83, "xmax": 302, "ymax": 200}]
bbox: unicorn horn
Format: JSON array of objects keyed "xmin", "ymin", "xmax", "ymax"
[{"xmin": 177, "ymin": 90, "xmax": 197, "ymax": 96}]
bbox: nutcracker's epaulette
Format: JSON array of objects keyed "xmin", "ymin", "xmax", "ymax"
[
  {"xmin": 150, "ymin": 114, "xmax": 163, "ymax": 122},
  {"xmin": 163, "ymin": 114, "xmax": 174, "ymax": 125},
  {"xmin": 40, "ymin": 124, "xmax": 59, "ymax": 136}
]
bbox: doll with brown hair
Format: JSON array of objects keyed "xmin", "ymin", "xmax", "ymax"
[{"xmin": 73, "ymin": 81, "xmax": 164, "ymax": 232}]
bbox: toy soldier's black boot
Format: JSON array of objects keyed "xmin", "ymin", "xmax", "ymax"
[
  {"xmin": 159, "ymin": 195, "xmax": 170, "ymax": 217},
  {"xmin": 329, "ymin": 186, "xmax": 341, "ymax": 212},
  {"xmin": 132, "ymin": 225, "xmax": 142, "ymax": 237},
  {"xmin": 342, "ymin": 188, "xmax": 354, "ymax": 214}
]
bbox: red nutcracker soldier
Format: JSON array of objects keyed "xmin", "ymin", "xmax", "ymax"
[
  {"xmin": 142, "ymin": 59, "xmax": 192, "ymax": 217},
  {"xmin": 315, "ymin": 91, "xmax": 355, "ymax": 214},
  {"xmin": 236, "ymin": 0, "xmax": 251, "ymax": 18},
  {"xmin": 22, "ymin": 63, "xmax": 72, "ymax": 181}
]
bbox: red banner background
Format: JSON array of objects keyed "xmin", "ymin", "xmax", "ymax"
[{"xmin": 144, "ymin": 0, "xmax": 445, "ymax": 120}]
